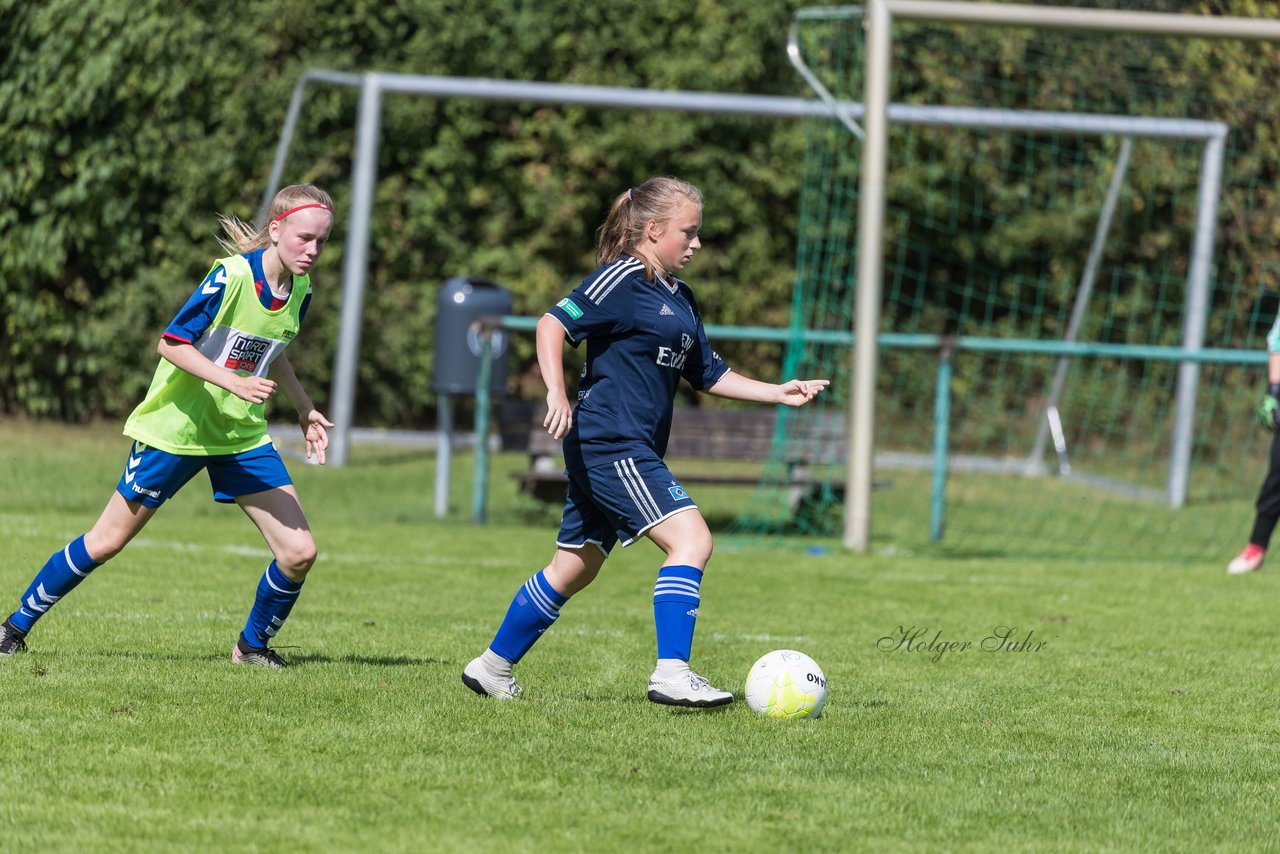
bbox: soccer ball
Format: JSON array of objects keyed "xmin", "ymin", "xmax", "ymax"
[{"xmin": 744, "ymin": 649, "xmax": 827, "ymax": 719}]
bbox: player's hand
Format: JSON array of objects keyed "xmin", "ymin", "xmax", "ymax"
[
  {"xmin": 544, "ymin": 390, "xmax": 573, "ymax": 440},
  {"xmin": 778, "ymin": 378, "xmax": 830, "ymax": 407},
  {"xmin": 1258, "ymin": 384, "xmax": 1280, "ymax": 431},
  {"xmin": 1259, "ymin": 397, "xmax": 1278, "ymax": 432},
  {"xmin": 231, "ymin": 375, "xmax": 277, "ymax": 404},
  {"xmin": 300, "ymin": 409, "xmax": 335, "ymax": 464}
]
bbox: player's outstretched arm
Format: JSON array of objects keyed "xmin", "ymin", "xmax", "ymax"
[
  {"xmin": 272, "ymin": 354, "xmax": 335, "ymax": 464},
  {"xmin": 705, "ymin": 372, "xmax": 830, "ymax": 407},
  {"xmin": 537, "ymin": 314, "xmax": 574, "ymax": 439}
]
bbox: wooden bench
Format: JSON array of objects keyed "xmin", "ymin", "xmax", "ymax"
[{"xmin": 502, "ymin": 401, "xmax": 848, "ymax": 509}]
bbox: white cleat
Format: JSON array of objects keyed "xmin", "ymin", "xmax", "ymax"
[
  {"xmin": 1228, "ymin": 544, "xmax": 1266, "ymax": 575},
  {"xmin": 647, "ymin": 669, "xmax": 734, "ymax": 708},
  {"xmin": 462, "ymin": 656, "xmax": 522, "ymax": 700}
]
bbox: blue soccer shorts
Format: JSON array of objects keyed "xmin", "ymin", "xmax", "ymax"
[
  {"xmin": 115, "ymin": 441, "xmax": 293, "ymax": 508},
  {"xmin": 556, "ymin": 454, "xmax": 699, "ymax": 556}
]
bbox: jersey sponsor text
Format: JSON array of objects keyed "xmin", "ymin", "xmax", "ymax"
[{"xmin": 224, "ymin": 334, "xmax": 272, "ymax": 373}]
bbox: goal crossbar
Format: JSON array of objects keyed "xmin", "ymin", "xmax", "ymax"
[{"xmin": 263, "ymin": 69, "xmax": 1225, "ymax": 472}]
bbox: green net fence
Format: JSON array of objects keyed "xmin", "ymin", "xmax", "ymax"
[{"xmin": 732, "ymin": 7, "xmax": 1280, "ymax": 562}]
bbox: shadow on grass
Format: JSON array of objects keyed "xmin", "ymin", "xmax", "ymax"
[
  {"xmin": 563, "ymin": 689, "xmax": 737, "ymax": 712},
  {"xmin": 112, "ymin": 650, "xmax": 454, "ymax": 667},
  {"xmin": 274, "ymin": 652, "xmax": 448, "ymax": 667},
  {"xmin": 661, "ymin": 704, "xmax": 734, "ymax": 715}
]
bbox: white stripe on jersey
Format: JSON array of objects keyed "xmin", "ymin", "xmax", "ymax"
[
  {"xmin": 584, "ymin": 258, "xmax": 643, "ymax": 304},
  {"xmin": 614, "ymin": 458, "xmax": 662, "ymax": 522}
]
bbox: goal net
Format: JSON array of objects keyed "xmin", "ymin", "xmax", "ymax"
[{"xmin": 734, "ymin": 6, "xmax": 1280, "ymax": 561}]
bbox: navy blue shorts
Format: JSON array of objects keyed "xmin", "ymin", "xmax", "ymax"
[
  {"xmin": 556, "ymin": 454, "xmax": 698, "ymax": 556},
  {"xmin": 115, "ymin": 441, "xmax": 293, "ymax": 508}
]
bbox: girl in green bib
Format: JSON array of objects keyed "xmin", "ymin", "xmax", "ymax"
[{"xmin": 0, "ymin": 184, "xmax": 336, "ymax": 667}]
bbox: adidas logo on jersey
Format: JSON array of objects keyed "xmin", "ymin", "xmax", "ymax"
[{"xmin": 660, "ymin": 304, "xmax": 675, "ymax": 316}]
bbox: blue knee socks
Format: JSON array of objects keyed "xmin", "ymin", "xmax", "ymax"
[
  {"xmin": 490, "ymin": 570, "xmax": 569, "ymax": 664},
  {"xmin": 241, "ymin": 561, "xmax": 304, "ymax": 649},
  {"xmin": 653, "ymin": 564, "xmax": 702, "ymax": 661},
  {"xmin": 9, "ymin": 535, "xmax": 101, "ymax": 633}
]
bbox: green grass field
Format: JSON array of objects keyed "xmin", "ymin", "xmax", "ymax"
[{"xmin": 1, "ymin": 420, "xmax": 1278, "ymax": 852}]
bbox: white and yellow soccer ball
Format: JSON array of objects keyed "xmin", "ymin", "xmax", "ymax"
[{"xmin": 744, "ymin": 649, "xmax": 827, "ymax": 719}]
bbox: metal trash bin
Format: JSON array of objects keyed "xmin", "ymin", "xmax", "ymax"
[
  {"xmin": 432, "ymin": 277, "xmax": 513, "ymax": 521},
  {"xmin": 432, "ymin": 276, "xmax": 512, "ymax": 395}
]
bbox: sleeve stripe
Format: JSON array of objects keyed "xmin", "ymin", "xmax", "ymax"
[{"xmin": 584, "ymin": 258, "xmax": 643, "ymax": 304}]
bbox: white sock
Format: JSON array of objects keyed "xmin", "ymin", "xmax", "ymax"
[
  {"xmin": 481, "ymin": 648, "xmax": 513, "ymax": 677},
  {"xmin": 653, "ymin": 658, "xmax": 691, "ymax": 679}
]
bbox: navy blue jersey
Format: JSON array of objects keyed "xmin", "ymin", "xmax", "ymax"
[
  {"xmin": 163, "ymin": 248, "xmax": 312, "ymax": 344},
  {"xmin": 547, "ymin": 256, "xmax": 730, "ymax": 471}
]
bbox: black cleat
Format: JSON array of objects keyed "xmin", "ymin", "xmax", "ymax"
[
  {"xmin": 0, "ymin": 618, "xmax": 28, "ymax": 657},
  {"xmin": 231, "ymin": 637, "xmax": 289, "ymax": 668}
]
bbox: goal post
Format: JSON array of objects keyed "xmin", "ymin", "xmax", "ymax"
[
  {"xmin": 1027, "ymin": 137, "xmax": 1132, "ymax": 476},
  {"xmin": 846, "ymin": 0, "xmax": 1280, "ymax": 551}
]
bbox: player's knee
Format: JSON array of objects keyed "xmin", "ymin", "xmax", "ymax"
[
  {"xmin": 668, "ymin": 532, "xmax": 713, "ymax": 569},
  {"xmin": 545, "ymin": 561, "xmax": 597, "ymax": 596},
  {"xmin": 545, "ymin": 546, "xmax": 607, "ymax": 596},
  {"xmin": 84, "ymin": 530, "xmax": 127, "ymax": 562},
  {"xmin": 692, "ymin": 537, "xmax": 714, "ymax": 568},
  {"xmin": 276, "ymin": 538, "xmax": 318, "ymax": 576}
]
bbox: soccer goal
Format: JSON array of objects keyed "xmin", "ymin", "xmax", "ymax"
[{"xmin": 733, "ymin": 2, "xmax": 1280, "ymax": 557}]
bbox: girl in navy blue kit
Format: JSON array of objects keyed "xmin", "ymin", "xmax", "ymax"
[{"xmin": 463, "ymin": 176, "xmax": 829, "ymax": 707}]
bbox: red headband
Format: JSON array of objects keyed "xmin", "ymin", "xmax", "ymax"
[{"xmin": 271, "ymin": 203, "xmax": 333, "ymax": 223}]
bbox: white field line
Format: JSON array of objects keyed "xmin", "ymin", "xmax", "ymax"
[{"xmin": 117, "ymin": 537, "xmax": 523, "ymax": 569}]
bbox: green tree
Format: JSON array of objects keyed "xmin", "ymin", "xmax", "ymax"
[{"xmin": 1, "ymin": 0, "xmax": 810, "ymax": 425}]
